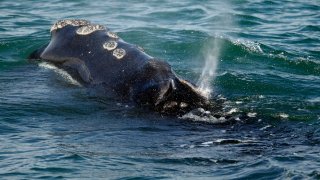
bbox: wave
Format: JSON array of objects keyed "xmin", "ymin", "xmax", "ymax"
[{"xmin": 204, "ymin": 36, "xmax": 320, "ymax": 77}]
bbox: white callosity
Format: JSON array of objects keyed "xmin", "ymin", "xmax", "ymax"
[
  {"xmin": 76, "ymin": 24, "xmax": 106, "ymax": 35},
  {"xmin": 106, "ymin": 31, "xmax": 119, "ymax": 39},
  {"xmin": 51, "ymin": 20, "xmax": 126, "ymax": 60},
  {"xmin": 103, "ymin": 32, "xmax": 125, "ymax": 59},
  {"xmin": 103, "ymin": 41, "xmax": 118, "ymax": 51},
  {"xmin": 112, "ymin": 48, "xmax": 126, "ymax": 60},
  {"xmin": 50, "ymin": 19, "xmax": 90, "ymax": 32}
]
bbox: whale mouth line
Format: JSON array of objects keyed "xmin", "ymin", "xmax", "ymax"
[{"xmin": 38, "ymin": 62, "xmax": 82, "ymax": 86}]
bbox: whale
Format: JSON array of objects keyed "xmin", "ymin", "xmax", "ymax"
[{"xmin": 29, "ymin": 19, "xmax": 209, "ymax": 114}]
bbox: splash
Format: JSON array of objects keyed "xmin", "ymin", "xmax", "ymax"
[{"xmin": 180, "ymin": 108, "xmax": 229, "ymax": 124}]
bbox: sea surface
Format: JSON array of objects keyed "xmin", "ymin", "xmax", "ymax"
[{"xmin": 1, "ymin": 0, "xmax": 320, "ymax": 179}]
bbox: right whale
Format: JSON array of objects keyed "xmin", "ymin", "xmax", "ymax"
[{"xmin": 29, "ymin": 19, "xmax": 209, "ymax": 114}]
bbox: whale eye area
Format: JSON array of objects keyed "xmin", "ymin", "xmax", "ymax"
[
  {"xmin": 76, "ymin": 24, "xmax": 106, "ymax": 35},
  {"xmin": 103, "ymin": 41, "xmax": 118, "ymax": 51},
  {"xmin": 50, "ymin": 19, "xmax": 90, "ymax": 32},
  {"xmin": 113, "ymin": 48, "xmax": 126, "ymax": 60}
]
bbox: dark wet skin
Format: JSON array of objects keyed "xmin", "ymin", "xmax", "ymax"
[{"xmin": 29, "ymin": 20, "xmax": 209, "ymax": 115}]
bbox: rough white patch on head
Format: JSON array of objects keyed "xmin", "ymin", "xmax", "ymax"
[
  {"xmin": 76, "ymin": 24, "xmax": 106, "ymax": 35},
  {"xmin": 107, "ymin": 31, "xmax": 119, "ymax": 39},
  {"xmin": 50, "ymin": 19, "xmax": 90, "ymax": 32},
  {"xmin": 103, "ymin": 41, "xmax": 118, "ymax": 51},
  {"xmin": 112, "ymin": 48, "xmax": 126, "ymax": 59}
]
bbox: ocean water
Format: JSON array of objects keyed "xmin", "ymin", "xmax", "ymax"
[{"xmin": 1, "ymin": 0, "xmax": 319, "ymax": 179}]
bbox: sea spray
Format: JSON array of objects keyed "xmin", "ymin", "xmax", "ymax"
[
  {"xmin": 197, "ymin": 1, "xmax": 235, "ymax": 98},
  {"xmin": 197, "ymin": 37, "xmax": 221, "ymax": 98}
]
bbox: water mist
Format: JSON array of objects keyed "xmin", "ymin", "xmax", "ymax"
[
  {"xmin": 197, "ymin": 2, "xmax": 234, "ymax": 99},
  {"xmin": 197, "ymin": 38, "xmax": 221, "ymax": 98}
]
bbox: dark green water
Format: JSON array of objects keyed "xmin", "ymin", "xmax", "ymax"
[{"xmin": 1, "ymin": 0, "xmax": 319, "ymax": 179}]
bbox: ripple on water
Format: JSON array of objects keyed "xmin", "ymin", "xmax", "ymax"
[
  {"xmin": 148, "ymin": 157, "xmax": 239, "ymax": 166},
  {"xmin": 31, "ymin": 167, "xmax": 77, "ymax": 173}
]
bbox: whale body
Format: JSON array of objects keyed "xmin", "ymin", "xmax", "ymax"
[{"xmin": 29, "ymin": 19, "xmax": 209, "ymax": 114}]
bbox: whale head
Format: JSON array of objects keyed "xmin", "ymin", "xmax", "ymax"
[{"xmin": 131, "ymin": 59, "xmax": 209, "ymax": 114}]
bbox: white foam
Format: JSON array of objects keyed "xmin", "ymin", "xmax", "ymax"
[
  {"xmin": 233, "ymin": 39, "xmax": 263, "ymax": 53},
  {"xmin": 216, "ymin": 139, "xmax": 255, "ymax": 144},
  {"xmin": 180, "ymin": 108, "xmax": 229, "ymax": 124},
  {"xmin": 201, "ymin": 141, "xmax": 214, "ymax": 145},
  {"xmin": 259, "ymin": 125, "xmax": 272, "ymax": 131},
  {"xmin": 38, "ymin": 62, "xmax": 81, "ymax": 86},
  {"xmin": 247, "ymin": 112, "xmax": 257, "ymax": 117},
  {"xmin": 226, "ymin": 108, "xmax": 238, "ymax": 114},
  {"xmin": 307, "ymin": 97, "xmax": 320, "ymax": 103},
  {"xmin": 235, "ymin": 101, "xmax": 243, "ymax": 104},
  {"xmin": 278, "ymin": 113, "xmax": 289, "ymax": 119},
  {"xmin": 179, "ymin": 144, "xmax": 188, "ymax": 148}
]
